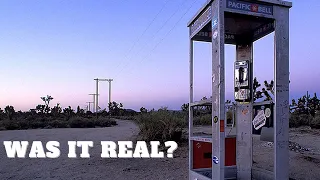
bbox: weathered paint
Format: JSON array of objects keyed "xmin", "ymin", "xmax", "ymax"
[{"xmin": 190, "ymin": 5, "xmax": 212, "ymax": 38}]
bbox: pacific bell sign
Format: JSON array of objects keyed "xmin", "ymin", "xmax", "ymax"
[{"xmin": 226, "ymin": 0, "xmax": 273, "ymax": 15}]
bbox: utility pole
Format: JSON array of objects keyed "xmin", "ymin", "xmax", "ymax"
[
  {"xmin": 86, "ymin": 102, "xmax": 94, "ymax": 112},
  {"xmin": 94, "ymin": 78, "xmax": 99, "ymax": 112},
  {"xmin": 106, "ymin": 79, "xmax": 113, "ymax": 106},
  {"xmin": 93, "ymin": 78, "xmax": 113, "ymax": 112},
  {"xmin": 89, "ymin": 94, "xmax": 96, "ymax": 112}
]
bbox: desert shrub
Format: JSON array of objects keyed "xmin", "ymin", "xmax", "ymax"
[
  {"xmin": 0, "ymin": 114, "xmax": 118, "ymax": 130},
  {"xmin": 29, "ymin": 120, "xmax": 48, "ymax": 129},
  {"xmin": 289, "ymin": 113, "xmax": 313, "ymax": 128},
  {"xmin": 311, "ymin": 115, "xmax": 320, "ymax": 129},
  {"xmin": 69, "ymin": 117, "xmax": 95, "ymax": 128},
  {"xmin": 0, "ymin": 126, "xmax": 5, "ymax": 131},
  {"xmin": 18, "ymin": 120, "xmax": 30, "ymax": 130},
  {"xmin": 136, "ymin": 110, "xmax": 185, "ymax": 142},
  {"xmin": 50, "ymin": 120, "xmax": 69, "ymax": 128},
  {"xmin": 94, "ymin": 117, "xmax": 117, "ymax": 127},
  {"xmin": 193, "ymin": 114, "xmax": 211, "ymax": 126},
  {"xmin": 2, "ymin": 121, "xmax": 20, "ymax": 130}
]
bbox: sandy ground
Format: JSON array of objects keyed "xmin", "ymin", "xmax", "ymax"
[
  {"xmin": 0, "ymin": 120, "xmax": 188, "ymax": 180},
  {"xmin": 252, "ymin": 127, "xmax": 320, "ymax": 180},
  {"xmin": 0, "ymin": 120, "xmax": 320, "ymax": 180},
  {"xmin": 193, "ymin": 126, "xmax": 320, "ymax": 180}
]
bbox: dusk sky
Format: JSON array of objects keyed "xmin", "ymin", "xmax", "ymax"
[{"xmin": 0, "ymin": 0, "xmax": 319, "ymax": 111}]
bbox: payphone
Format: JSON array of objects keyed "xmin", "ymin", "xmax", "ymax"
[
  {"xmin": 234, "ymin": 60, "xmax": 250, "ymax": 102},
  {"xmin": 234, "ymin": 44, "xmax": 252, "ymax": 102}
]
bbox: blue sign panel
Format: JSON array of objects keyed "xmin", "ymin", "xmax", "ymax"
[{"xmin": 226, "ymin": 0, "xmax": 273, "ymax": 15}]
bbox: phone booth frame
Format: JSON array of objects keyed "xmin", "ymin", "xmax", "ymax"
[{"xmin": 187, "ymin": 0, "xmax": 292, "ymax": 179}]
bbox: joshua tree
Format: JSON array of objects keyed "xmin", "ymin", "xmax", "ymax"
[
  {"xmin": 77, "ymin": 106, "xmax": 81, "ymax": 114},
  {"xmin": 51, "ymin": 103, "xmax": 62, "ymax": 117},
  {"xmin": 4, "ymin": 105, "xmax": 15, "ymax": 120},
  {"xmin": 108, "ymin": 101, "xmax": 124, "ymax": 116},
  {"xmin": 253, "ymin": 78, "xmax": 274, "ymax": 102},
  {"xmin": 36, "ymin": 104, "xmax": 46, "ymax": 114},
  {"xmin": 76, "ymin": 106, "xmax": 85, "ymax": 116},
  {"xmin": 140, "ymin": 107, "xmax": 148, "ymax": 113},
  {"xmin": 290, "ymin": 92, "xmax": 320, "ymax": 117},
  {"xmin": 40, "ymin": 95, "xmax": 54, "ymax": 113},
  {"xmin": 63, "ymin": 106, "xmax": 74, "ymax": 120},
  {"xmin": 181, "ymin": 103, "xmax": 189, "ymax": 112}
]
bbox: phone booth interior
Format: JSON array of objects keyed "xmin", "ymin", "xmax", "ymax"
[{"xmin": 188, "ymin": 0, "xmax": 291, "ymax": 180}]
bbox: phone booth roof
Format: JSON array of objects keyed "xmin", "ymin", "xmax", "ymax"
[{"xmin": 187, "ymin": 0, "xmax": 292, "ymax": 44}]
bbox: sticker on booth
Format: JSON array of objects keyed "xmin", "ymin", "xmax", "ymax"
[
  {"xmin": 212, "ymin": 18, "xmax": 218, "ymax": 29},
  {"xmin": 265, "ymin": 108, "xmax": 271, "ymax": 118},
  {"xmin": 213, "ymin": 116, "xmax": 218, "ymax": 123},
  {"xmin": 242, "ymin": 109, "xmax": 248, "ymax": 115},
  {"xmin": 252, "ymin": 110, "xmax": 266, "ymax": 130},
  {"xmin": 213, "ymin": 156, "xmax": 219, "ymax": 164},
  {"xmin": 213, "ymin": 30, "xmax": 218, "ymax": 39}
]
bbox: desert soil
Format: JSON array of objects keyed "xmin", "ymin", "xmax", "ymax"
[
  {"xmin": 0, "ymin": 120, "xmax": 320, "ymax": 180},
  {"xmin": 0, "ymin": 120, "xmax": 188, "ymax": 180}
]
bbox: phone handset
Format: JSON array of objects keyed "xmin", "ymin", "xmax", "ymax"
[{"xmin": 238, "ymin": 67, "xmax": 244, "ymax": 84}]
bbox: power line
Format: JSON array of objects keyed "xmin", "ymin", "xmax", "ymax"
[
  {"xmin": 113, "ymin": 0, "xmax": 189, "ymax": 79},
  {"xmin": 109, "ymin": 0, "xmax": 198, "ymax": 110},
  {"xmin": 120, "ymin": 0, "xmax": 198, "ymax": 79},
  {"xmin": 112, "ymin": 0, "xmax": 170, "ymax": 74},
  {"xmin": 113, "ymin": 0, "xmax": 198, "ymax": 108}
]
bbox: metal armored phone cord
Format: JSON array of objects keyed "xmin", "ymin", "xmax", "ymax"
[{"xmin": 226, "ymin": 77, "xmax": 242, "ymax": 137}]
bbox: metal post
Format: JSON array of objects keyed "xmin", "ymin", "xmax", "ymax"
[
  {"xmin": 86, "ymin": 102, "xmax": 94, "ymax": 112},
  {"xmin": 211, "ymin": 0, "xmax": 225, "ymax": 179},
  {"xmin": 94, "ymin": 78, "xmax": 112, "ymax": 112},
  {"xmin": 188, "ymin": 39, "xmax": 194, "ymax": 173},
  {"xmin": 109, "ymin": 80, "xmax": 111, "ymax": 104},
  {"xmin": 95, "ymin": 78, "xmax": 99, "ymax": 112},
  {"xmin": 107, "ymin": 79, "xmax": 113, "ymax": 108},
  {"xmin": 274, "ymin": 5, "xmax": 290, "ymax": 180},
  {"xmin": 89, "ymin": 94, "xmax": 96, "ymax": 112},
  {"xmin": 87, "ymin": 102, "xmax": 91, "ymax": 112},
  {"xmin": 235, "ymin": 44, "xmax": 253, "ymax": 180}
]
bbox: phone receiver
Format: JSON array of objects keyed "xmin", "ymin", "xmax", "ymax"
[{"xmin": 239, "ymin": 67, "xmax": 244, "ymax": 83}]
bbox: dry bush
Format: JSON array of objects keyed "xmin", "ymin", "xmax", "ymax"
[
  {"xmin": 193, "ymin": 114, "xmax": 212, "ymax": 126},
  {"xmin": 311, "ymin": 114, "xmax": 320, "ymax": 129},
  {"xmin": 136, "ymin": 109, "xmax": 186, "ymax": 142},
  {"xmin": 289, "ymin": 113, "xmax": 313, "ymax": 128}
]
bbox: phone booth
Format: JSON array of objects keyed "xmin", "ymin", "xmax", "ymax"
[{"xmin": 187, "ymin": 0, "xmax": 292, "ymax": 180}]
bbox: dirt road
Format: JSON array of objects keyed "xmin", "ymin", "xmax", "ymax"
[
  {"xmin": 0, "ymin": 120, "xmax": 188, "ymax": 180},
  {"xmin": 1, "ymin": 120, "xmax": 320, "ymax": 180}
]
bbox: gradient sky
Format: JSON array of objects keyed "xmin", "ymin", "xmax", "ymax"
[{"xmin": 0, "ymin": 0, "xmax": 319, "ymax": 112}]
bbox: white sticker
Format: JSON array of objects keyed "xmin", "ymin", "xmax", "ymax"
[
  {"xmin": 265, "ymin": 108, "xmax": 271, "ymax": 118},
  {"xmin": 212, "ymin": 156, "xmax": 219, "ymax": 164},
  {"xmin": 213, "ymin": 30, "xmax": 218, "ymax": 39},
  {"xmin": 252, "ymin": 110, "xmax": 266, "ymax": 130}
]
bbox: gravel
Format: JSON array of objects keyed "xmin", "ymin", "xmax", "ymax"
[{"xmin": 0, "ymin": 121, "xmax": 320, "ymax": 180}]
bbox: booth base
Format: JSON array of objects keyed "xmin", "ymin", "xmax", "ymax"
[
  {"xmin": 190, "ymin": 166, "xmax": 237, "ymax": 180},
  {"xmin": 192, "ymin": 137, "xmax": 237, "ymax": 169}
]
